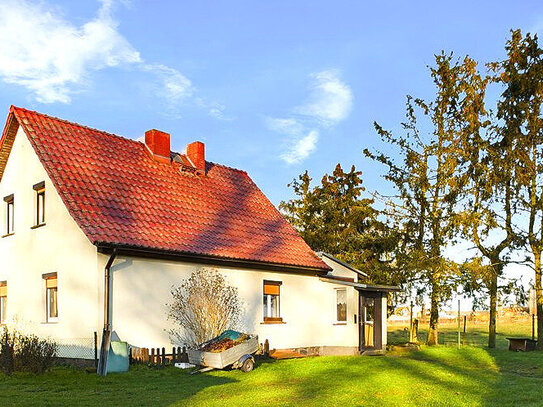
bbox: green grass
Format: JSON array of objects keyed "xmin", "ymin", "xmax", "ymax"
[{"xmin": 1, "ymin": 322, "xmax": 542, "ymax": 407}]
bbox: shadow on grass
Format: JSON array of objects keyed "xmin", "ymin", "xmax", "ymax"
[
  {"xmin": 0, "ymin": 365, "xmax": 237, "ymax": 407},
  {"xmin": 3, "ymin": 349, "xmax": 543, "ymax": 406}
]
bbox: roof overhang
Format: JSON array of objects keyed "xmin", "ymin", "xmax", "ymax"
[
  {"xmin": 319, "ymin": 276, "xmax": 401, "ymax": 293},
  {"xmin": 96, "ymin": 243, "xmax": 332, "ymax": 275},
  {"xmin": 317, "ymin": 252, "xmax": 368, "ymax": 277}
]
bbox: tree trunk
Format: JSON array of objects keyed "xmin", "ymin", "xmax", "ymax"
[
  {"xmin": 488, "ymin": 271, "xmax": 498, "ymax": 349},
  {"xmin": 427, "ymin": 279, "xmax": 440, "ymax": 345},
  {"xmin": 534, "ymin": 250, "xmax": 543, "ymax": 350}
]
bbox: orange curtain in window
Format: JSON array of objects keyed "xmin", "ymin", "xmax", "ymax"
[
  {"xmin": 264, "ymin": 282, "xmax": 280, "ymax": 296},
  {"xmin": 0, "ymin": 283, "xmax": 6, "ymax": 297}
]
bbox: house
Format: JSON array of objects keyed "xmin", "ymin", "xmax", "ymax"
[{"xmin": 0, "ymin": 106, "xmax": 399, "ymax": 364}]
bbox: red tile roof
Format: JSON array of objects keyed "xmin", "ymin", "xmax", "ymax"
[{"xmin": 0, "ymin": 106, "xmax": 330, "ymax": 272}]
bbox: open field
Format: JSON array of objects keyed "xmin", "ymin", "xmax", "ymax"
[
  {"xmin": 0, "ymin": 322, "xmax": 541, "ymax": 407},
  {"xmin": 388, "ymin": 319, "xmax": 533, "ymax": 349}
]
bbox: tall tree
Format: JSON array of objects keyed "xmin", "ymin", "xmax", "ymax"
[
  {"xmin": 492, "ymin": 30, "xmax": 543, "ymax": 348},
  {"xmin": 365, "ymin": 53, "xmax": 463, "ymax": 345},
  {"xmin": 455, "ymin": 55, "xmax": 518, "ymax": 348},
  {"xmin": 280, "ymin": 164, "xmax": 402, "ymax": 285}
]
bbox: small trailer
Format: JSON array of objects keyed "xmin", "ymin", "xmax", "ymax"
[{"xmin": 187, "ymin": 331, "xmax": 259, "ymax": 373}]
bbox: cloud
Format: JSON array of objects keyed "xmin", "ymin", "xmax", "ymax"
[
  {"xmin": 0, "ymin": 0, "xmax": 141, "ymax": 103},
  {"xmin": 268, "ymin": 70, "xmax": 352, "ymax": 164},
  {"xmin": 142, "ymin": 63, "xmax": 194, "ymax": 104},
  {"xmin": 0, "ymin": 0, "xmax": 225, "ymax": 118},
  {"xmin": 280, "ymin": 130, "xmax": 319, "ymax": 165},
  {"xmin": 296, "ymin": 70, "xmax": 353, "ymax": 124}
]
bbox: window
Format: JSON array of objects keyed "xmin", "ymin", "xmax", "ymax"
[
  {"xmin": 4, "ymin": 194, "xmax": 14, "ymax": 235},
  {"xmin": 43, "ymin": 273, "xmax": 58, "ymax": 322},
  {"xmin": 335, "ymin": 288, "xmax": 347, "ymax": 323},
  {"xmin": 263, "ymin": 280, "xmax": 282, "ymax": 322},
  {"xmin": 33, "ymin": 182, "xmax": 45, "ymax": 227},
  {"xmin": 0, "ymin": 281, "xmax": 6, "ymax": 324}
]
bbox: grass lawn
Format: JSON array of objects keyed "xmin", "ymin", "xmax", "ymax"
[{"xmin": 1, "ymin": 322, "xmax": 542, "ymax": 407}]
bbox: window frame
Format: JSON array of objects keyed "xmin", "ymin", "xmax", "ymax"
[
  {"xmin": 0, "ymin": 281, "xmax": 6, "ymax": 325},
  {"xmin": 334, "ymin": 288, "xmax": 348, "ymax": 324},
  {"xmin": 3, "ymin": 194, "xmax": 14, "ymax": 236},
  {"xmin": 33, "ymin": 182, "xmax": 46, "ymax": 228},
  {"xmin": 262, "ymin": 280, "xmax": 283, "ymax": 323},
  {"xmin": 43, "ymin": 273, "xmax": 58, "ymax": 323}
]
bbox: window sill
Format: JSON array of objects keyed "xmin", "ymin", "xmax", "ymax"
[
  {"xmin": 1, "ymin": 233, "xmax": 14, "ymax": 238},
  {"xmin": 41, "ymin": 321, "xmax": 58, "ymax": 324},
  {"xmin": 31, "ymin": 223, "xmax": 46, "ymax": 230},
  {"xmin": 260, "ymin": 321, "xmax": 286, "ymax": 325},
  {"xmin": 333, "ymin": 322, "xmax": 347, "ymax": 326}
]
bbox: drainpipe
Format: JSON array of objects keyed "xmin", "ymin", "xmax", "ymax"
[{"xmin": 97, "ymin": 248, "xmax": 117, "ymax": 376}]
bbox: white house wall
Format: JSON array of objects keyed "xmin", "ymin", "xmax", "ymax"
[
  {"xmin": 0, "ymin": 127, "xmax": 100, "ymax": 341},
  {"xmin": 107, "ymin": 255, "xmax": 360, "ymax": 351}
]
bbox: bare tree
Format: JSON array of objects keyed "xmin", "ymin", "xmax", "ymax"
[{"xmin": 167, "ymin": 268, "xmax": 243, "ymax": 347}]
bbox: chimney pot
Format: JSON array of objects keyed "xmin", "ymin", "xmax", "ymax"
[
  {"xmin": 145, "ymin": 129, "xmax": 170, "ymax": 160},
  {"xmin": 186, "ymin": 141, "xmax": 205, "ymax": 172}
]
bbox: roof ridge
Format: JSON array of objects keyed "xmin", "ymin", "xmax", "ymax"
[
  {"xmin": 12, "ymin": 106, "xmax": 249, "ymax": 175},
  {"xmin": 11, "ymin": 105, "xmax": 141, "ymax": 147}
]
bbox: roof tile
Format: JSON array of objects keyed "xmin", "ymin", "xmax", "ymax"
[{"xmin": 3, "ymin": 106, "xmax": 329, "ymax": 271}]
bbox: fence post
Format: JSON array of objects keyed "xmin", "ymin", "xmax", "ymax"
[
  {"xmin": 150, "ymin": 348, "xmax": 155, "ymax": 366},
  {"xmin": 94, "ymin": 331, "xmax": 98, "ymax": 368},
  {"xmin": 533, "ymin": 314, "xmax": 536, "ymax": 341},
  {"xmin": 463, "ymin": 315, "xmax": 467, "ymax": 345}
]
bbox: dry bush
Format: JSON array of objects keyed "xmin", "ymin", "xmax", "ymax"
[
  {"xmin": 167, "ymin": 268, "xmax": 243, "ymax": 347},
  {"xmin": 0, "ymin": 326, "xmax": 57, "ymax": 375}
]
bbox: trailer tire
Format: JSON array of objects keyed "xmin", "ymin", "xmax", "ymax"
[{"xmin": 240, "ymin": 358, "xmax": 254, "ymax": 372}]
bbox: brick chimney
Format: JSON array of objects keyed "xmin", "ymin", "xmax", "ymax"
[
  {"xmin": 145, "ymin": 129, "xmax": 170, "ymax": 163},
  {"xmin": 186, "ymin": 141, "xmax": 205, "ymax": 172}
]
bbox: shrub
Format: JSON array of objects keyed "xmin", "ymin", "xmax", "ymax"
[
  {"xmin": 16, "ymin": 334, "xmax": 57, "ymax": 374},
  {"xmin": 0, "ymin": 327, "xmax": 16, "ymax": 375},
  {"xmin": 167, "ymin": 268, "xmax": 243, "ymax": 347},
  {"xmin": 0, "ymin": 326, "xmax": 57, "ymax": 375}
]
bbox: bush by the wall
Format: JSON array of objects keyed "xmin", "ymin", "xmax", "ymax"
[{"xmin": 0, "ymin": 327, "xmax": 57, "ymax": 375}]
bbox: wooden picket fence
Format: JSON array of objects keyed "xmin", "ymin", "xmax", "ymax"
[{"xmin": 130, "ymin": 346, "xmax": 189, "ymax": 367}]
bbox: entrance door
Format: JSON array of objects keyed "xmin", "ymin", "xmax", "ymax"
[
  {"xmin": 359, "ymin": 294, "xmax": 376, "ymax": 350},
  {"xmin": 359, "ymin": 291, "xmax": 386, "ymax": 351}
]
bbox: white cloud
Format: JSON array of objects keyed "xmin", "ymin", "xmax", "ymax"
[
  {"xmin": 268, "ymin": 70, "xmax": 352, "ymax": 164},
  {"xmin": 280, "ymin": 130, "xmax": 319, "ymax": 165},
  {"xmin": 142, "ymin": 64, "xmax": 194, "ymax": 104},
  {"xmin": 0, "ymin": 0, "xmax": 225, "ymax": 118},
  {"xmin": 266, "ymin": 117, "xmax": 305, "ymax": 136},
  {"xmin": 296, "ymin": 69, "xmax": 353, "ymax": 124},
  {"xmin": 0, "ymin": 0, "xmax": 141, "ymax": 103}
]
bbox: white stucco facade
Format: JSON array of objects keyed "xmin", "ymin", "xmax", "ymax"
[
  {"xmin": 107, "ymin": 255, "xmax": 360, "ymax": 352},
  {"xmin": 0, "ymin": 127, "xmax": 370, "ymax": 357}
]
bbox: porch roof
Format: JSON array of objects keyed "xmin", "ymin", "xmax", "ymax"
[{"xmin": 319, "ymin": 276, "xmax": 401, "ymax": 293}]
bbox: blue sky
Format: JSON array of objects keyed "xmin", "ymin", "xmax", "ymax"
[{"xmin": 0, "ymin": 0, "xmax": 542, "ymax": 208}]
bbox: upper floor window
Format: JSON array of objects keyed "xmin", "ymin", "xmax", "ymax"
[
  {"xmin": 263, "ymin": 280, "xmax": 282, "ymax": 322},
  {"xmin": 0, "ymin": 281, "xmax": 6, "ymax": 324},
  {"xmin": 43, "ymin": 273, "xmax": 58, "ymax": 322},
  {"xmin": 33, "ymin": 182, "xmax": 45, "ymax": 227},
  {"xmin": 4, "ymin": 194, "xmax": 14, "ymax": 236},
  {"xmin": 335, "ymin": 288, "xmax": 347, "ymax": 323}
]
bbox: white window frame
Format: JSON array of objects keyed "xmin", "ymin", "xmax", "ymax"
[
  {"xmin": 263, "ymin": 280, "xmax": 282, "ymax": 321},
  {"xmin": 33, "ymin": 182, "xmax": 45, "ymax": 227},
  {"xmin": 44, "ymin": 274, "xmax": 58, "ymax": 323},
  {"xmin": 334, "ymin": 288, "xmax": 348, "ymax": 324},
  {"xmin": 0, "ymin": 294, "xmax": 6, "ymax": 324},
  {"xmin": 5, "ymin": 196, "xmax": 14, "ymax": 235}
]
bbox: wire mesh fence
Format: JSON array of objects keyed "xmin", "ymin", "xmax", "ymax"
[
  {"xmin": 388, "ymin": 315, "xmax": 535, "ymax": 349},
  {"xmin": 55, "ymin": 334, "xmax": 97, "ymax": 360}
]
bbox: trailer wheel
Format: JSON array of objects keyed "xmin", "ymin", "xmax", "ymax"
[{"xmin": 240, "ymin": 358, "xmax": 254, "ymax": 372}]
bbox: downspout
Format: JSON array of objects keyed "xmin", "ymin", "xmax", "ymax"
[{"xmin": 97, "ymin": 248, "xmax": 117, "ymax": 376}]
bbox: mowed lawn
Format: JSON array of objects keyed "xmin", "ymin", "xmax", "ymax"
[{"xmin": 1, "ymin": 322, "xmax": 542, "ymax": 407}]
